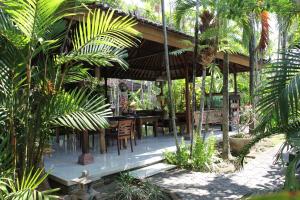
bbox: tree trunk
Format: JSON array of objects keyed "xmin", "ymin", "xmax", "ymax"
[
  {"xmin": 161, "ymin": 0, "xmax": 179, "ymax": 150},
  {"xmin": 248, "ymin": 13, "xmax": 256, "ymax": 135},
  {"xmin": 190, "ymin": 0, "xmax": 200, "ymax": 155},
  {"xmin": 204, "ymin": 65, "xmax": 215, "ymax": 135},
  {"xmin": 197, "ymin": 67, "xmax": 207, "ymax": 137},
  {"xmin": 222, "ymin": 52, "xmax": 231, "ymax": 159}
]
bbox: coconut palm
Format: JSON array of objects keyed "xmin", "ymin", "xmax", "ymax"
[{"xmin": 0, "ymin": 0, "xmax": 139, "ymax": 177}]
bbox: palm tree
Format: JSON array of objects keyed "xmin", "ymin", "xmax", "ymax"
[
  {"xmin": 190, "ymin": 0, "xmax": 200, "ymax": 155},
  {"xmin": 0, "ymin": 0, "xmax": 139, "ymax": 176},
  {"xmin": 161, "ymin": 0, "xmax": 180, "ymax": 150},
  {"xmin": 239, "ymin": 47, "xmax": 300, "ymax": 190}
]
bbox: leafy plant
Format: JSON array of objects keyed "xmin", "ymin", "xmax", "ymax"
[
  {"xmin": 239, "ymin": 48, "xmax": 300, "ymax": 190},
  {"xmin": 0, "ymin": 0, "xmax": 139, "ymax": 175},
  {"xmin": 0, "ymin": 168, "xmax": 58, "ymax": 199},
  {"xmin": 164, "ymin": 135, "xmax": 216, "ymax": 171},
  {"xmin": 115, "ymin": 173, "xmax": 169, "ymax": 200}
]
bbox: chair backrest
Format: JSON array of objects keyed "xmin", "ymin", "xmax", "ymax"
[{"xmin": 117, "ymin": 119, "xmax": 133, "ymax": 136}]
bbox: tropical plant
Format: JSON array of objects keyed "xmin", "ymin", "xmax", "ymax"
[
  {"xmin": 115, "ymin": 173, "xmax": 169, "ymax": 200},
  {"xmin": 239, "ymin": 48, "xmax": 300, "ymax": 190},
  {"xmin": 0, "ymin": 0, "xmax": 139, "ymax": 178},
  {"xmin": 164, "ymin": 135, "xmax": 216, "ymax": 171},
  {"xmin": 0, "ymin": 168, "xmax": 58, "ymax": 199},
  {"xmin": 173, "ymin": 0, "xmax": 247, "ymax": 159},
  {"xmin": 161, "ymin": 0, "xmax": 180, "ymax": 151}
]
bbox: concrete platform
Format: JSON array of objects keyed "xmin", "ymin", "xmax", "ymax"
[
  {"xmin": 129, "ymin": 163, "xmax": 176, "ymax": 179},
  {"xmin": 44, "ymin": 128, "xmax": 237, "ymax": 186}
]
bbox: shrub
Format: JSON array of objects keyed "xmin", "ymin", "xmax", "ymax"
[
  {"xmin": 115, "ymin": 173, "xmax": 169, "ymax": 200},
  {"xmin": 164, "ymin": 138, "xmax": 190, "ymax": 168},
  {"xmin": 164, "ymin": 136, "xmax": 216, "ymax": 171},
  {"xmin": 192, "ymin": 135, "xmax": 216, "ymax": 170}
]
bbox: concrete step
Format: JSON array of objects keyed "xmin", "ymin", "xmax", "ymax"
[{"xmin": 129, "ymin": 163, "xmax": 176, "ymax": 179}]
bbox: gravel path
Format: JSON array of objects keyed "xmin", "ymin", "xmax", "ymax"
[{"xmin": 149, "ymin": 145, "xmax": 285, "ymax": 200}]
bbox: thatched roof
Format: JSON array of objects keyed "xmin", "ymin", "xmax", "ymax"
[{"xmin": 78, "ymin": 3, "xmax": 250, "ymax": 81}]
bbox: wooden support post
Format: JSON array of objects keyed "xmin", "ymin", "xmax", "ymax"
[
  {"xmin": 104, "ymin": 77, "xmax": 108, "ymax": 103},
  {"xmin": 78, "ymin": 130, "xmax": 94, "ymax": 165},
  {"xmin": 185, "ymin": 66, "xmax": 192, "ymax": 138},
  {"xmin": 95, "ymin": 67, "xmax": 100, "ymax": 79},
  {"xmin": 99, "ymin": 129, "xmax": 106, "ymax": 154},
  {"xmin": 234, "ymin": 72, "xmax": 238, "ymax": 94},
  {"xmin": 55, "ymin": 128, "xmax": 60, "ymax": 143}
]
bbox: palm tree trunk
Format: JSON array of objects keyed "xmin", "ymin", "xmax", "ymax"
[
  {"xmin": 249, "ymin": 13, "xmax": 256, "ymax": 135},
  {"xmin": 204, "ymin": 65, "xmax": 215, "ymax": 136},
  {"xmin": 222, "ymin": 52, "xmax": 231, "ymax": 159},
  {"xmin": 161, "ymin": 0, "xmax": 179, "ymax": 150},
  {"xmin": 190, "ymin": 0, "xmax": 200, "ymax": 155},
  {"xmin": 197, "ymin": 67, "xmax": 207, "ymax": 137}
]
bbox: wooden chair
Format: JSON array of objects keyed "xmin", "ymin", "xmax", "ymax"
[{"xmin": 106, "ymin": 119, "xmax": 134, "ymax": 155}]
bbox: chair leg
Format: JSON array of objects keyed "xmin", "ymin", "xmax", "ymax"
[
  {"xmin": 117, "ymin": 139, "xmax": 120, "ymax": 155},
  {"xmin": 129, "ymin": 137, "xmax": 133, "ymax": 153}
]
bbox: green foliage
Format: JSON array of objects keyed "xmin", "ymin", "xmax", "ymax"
[
  {"xmin": 250, "ymin": 191, "xmax": 300, "ymax": 200},
  {"xmin": 239, "ymin": 48, "xmax": 300, "ymax": 190},
  {"xmin": 0, "ymin": 0, "xmax": 139, "ymax": 174},
  {"xmin": 129, "ymin": 84, "xmax": 160, "ymax": 110},
  {"xmin": 164, "ymin": 136, "xmax": 216, "ymax": 171},
  {"xmin": 0, "ymin": 168, "xmax": 58, "ymax": 199},
  {"xmin": 0, "ymin": 135, "xmax": 12, "ymax": 176},
  {"xmin": 115, "ymin": 173, "xmax": 169, "ymax": 200}
]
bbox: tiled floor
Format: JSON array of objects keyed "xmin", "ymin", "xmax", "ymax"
[{"xmin": 44, "ymin": 128, "xmax": 237, "ymax": 186}]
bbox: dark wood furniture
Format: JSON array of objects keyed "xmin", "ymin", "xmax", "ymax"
[
  {"xmin": 193, "ymin": 93, "xmax": 240, "ymax": 130},
  {"xmin": 157, "ymin": 113, "xmax": 187, "ymax": 135},
  {"xmin": 135, "ymin": 115, "xmax": 160, "ymax": 139},
  {"xmin": 106, "ymin": 119, "xmax": 134, "ymax": 155}
]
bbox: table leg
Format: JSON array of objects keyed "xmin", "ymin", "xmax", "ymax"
[
  {"xmin": 55, "ymin": 128, "xmax": 60, "ymax": 143},
  {"xmin": 78, "ymin": 130, "xmax": 94, "ymax": 165},
  {"xmin": 136, "ymin": 119, "xmax": 142, "ymax": 139},
  {"xmin": 154, "ymin": 120, "xmax": 158, "ymax": 137},
  {"xmin": 99, "ymin": 129, "xmax": 106, "ymax": 154}
]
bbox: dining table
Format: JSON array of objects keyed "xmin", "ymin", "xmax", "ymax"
[{"xmin": 134, "ymin": 115, "xmax": 160, "ymax": 139}]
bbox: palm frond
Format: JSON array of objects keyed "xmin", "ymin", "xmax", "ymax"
[
  {"xmin": 49, "ymin": 89, "xmax": 112, "ymax": 131},
  {"xmin": 0, "ymin": 135, "xmax": 12, "ymax": 173},
  {"xmin": 1, "ymin": 0, "xmax": 72, "ymax": 41},
  {"xmin": 56, "ymin": 47, "xmax": 129, "ymax": 68},
  {"xmin": 0, "ymin": 9, "xmax": 28, "ymax": 48},
  {"xmin": 64, "ymin": 64, "xmax": 91, "ymax": 84},
  {"xmin": 174, "ymin": 0, "xmax": 196, "ymax": 28},
  {"xmin": 62, "ymin": 8, "xmax": 139, "ymax": 69},
  {"xmin": 0, "ymin": 168, "xmax": 58, "ymax": 199},
  {"xmin": 169, "ymin": 48, "xmax": 192, "ymax": 56},
  {"xmin": 256, "ymin": 49, "xmax": 300, "ymax": 126}
]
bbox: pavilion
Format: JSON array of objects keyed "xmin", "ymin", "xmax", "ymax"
[{"xmin": 46, "ymin": 3, "xmax": 250, "ymax": 187}]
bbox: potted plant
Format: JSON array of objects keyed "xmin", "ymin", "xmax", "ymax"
[
  {"xmin": 229, "ymin": 133, "xmax": 252, "ymax": 155},
  {"xmin": 229, "ymin": 105, "xmax": 254, "ymax": 155}
]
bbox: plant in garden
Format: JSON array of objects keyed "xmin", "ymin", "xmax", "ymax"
[
  {"xmin": 239, "ymin": 48, "xmax": 300, "ymax": 191},
  {"xmin": 0, "ymin": 168, "xmax": 58, "ymax": 199},
  {"xmin": 164, "ymin": 135, "xmax": 216, "ymax": 171},
  {"xmin": 0, "ymin": 0, "xmax": 139, "ymax": 192},
  {"xmin": 115, "ymin": 173, "xmax": 169, "ymax": 200}
]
